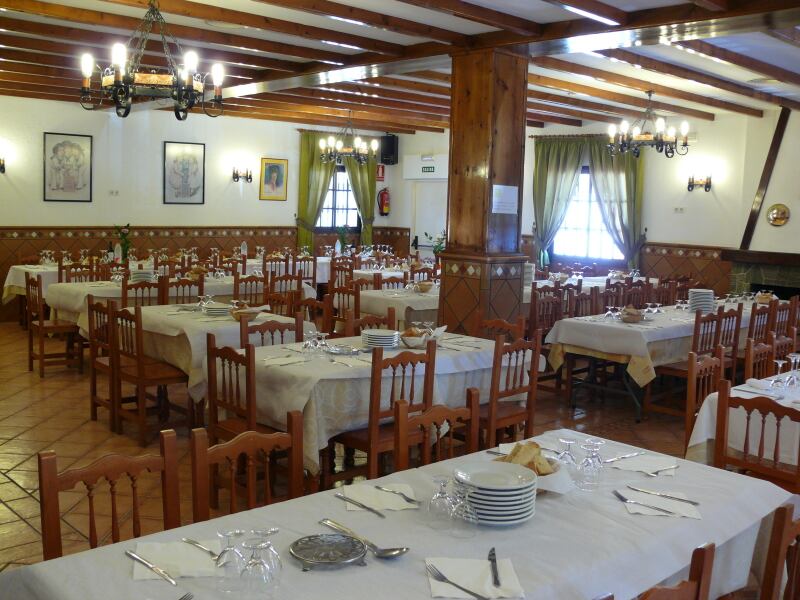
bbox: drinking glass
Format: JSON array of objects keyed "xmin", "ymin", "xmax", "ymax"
[
  {"xmin": 556, "ymin": 438, "xmax": 577, "ymax": 467},
  {"xmin": 316, "ymin": 332, "xmax": 330, "ymax": 353},
  {"xmin": 604, "ymin": 305, "xmax": 615, "ymax": 319},
  {"xmin": 240, "ymin": 538, "xmax": 282, "ymax": 598},
  {"xmin": 575, "ymin": 443, "xmax": 603, "ymax": 492},
  {"xmin": 785, "ymin": 353, "xmax": 800, "ymax": 389},
  {"xmin": 302, "ymin": 331, "xmax": 319, "ymax": 361},
  {"xmin": 216, "ymin": 529, "xmax": 247, "ymax": 593},
  {"xmin": 426, "ymin": 477, "xmax": 454, "ymax": 531},
  {"xmin": 449, "ymin": 485, "xmax": 478, "ymax": 539},
  {"xmin": 772, "ymin": 359, "xmax": 788, "ymax": 388},
  {"xmin": 653, "ymin": 303, "xmax": 663, "ymax": 314}
]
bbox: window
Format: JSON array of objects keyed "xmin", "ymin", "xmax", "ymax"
[
  {"xmin": 552, "ymin": 166, "xmax": 623, "ymax": 261},
  {"xmin": 316, "ymin": 166, "xmax": 361, "ymax": 230}
]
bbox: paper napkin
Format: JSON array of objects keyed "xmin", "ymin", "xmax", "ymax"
[
  {"xmin": 425, "ymin": 557, "xmax": 524, "ymax": 599},
  {"xmin": 611, "ymin": 455, "xmax": 678, "ymax": 476},
  {"xmin": 131, "ymin": 540, "xmax": 221, "ymax": 580},
  {"xmin": 343, "ymin": 483, "xmax": 418, "ymax": 511},
  {"xmin": 616, "ymin": 489, "xmax": 701, "ymax": 519}
]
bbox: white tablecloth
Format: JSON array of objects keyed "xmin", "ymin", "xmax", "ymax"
[
  {"xmin": 0, "ymin": 428, "xmax": 788, "ymax": 600},
  {"xmin": 2, "ymin": 265, "xmax": 60, "ymax": 303},
  {"xmin": 360, "ymin": 289, "xmax": 439, "ymax": 329},
  {"xmin": 533, "ymin": 275, "xmax": 656, "ymax": 292}
]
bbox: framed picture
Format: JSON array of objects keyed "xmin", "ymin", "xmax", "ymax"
[
  {"xmin": 163, "ymin": 141, "xmax": 205, "ymax": 204},
  {"xmin": 259, "ymin": 158, "xmax": 288, "ymax": 201},
  {"xmin": 43, "ymin": 132, "xmax": 92, "ymax": 202}
]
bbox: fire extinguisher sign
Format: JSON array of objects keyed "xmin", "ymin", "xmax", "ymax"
[{"xmin": 376, "ymin": 164, "xmax": 385, "ymax": 181}]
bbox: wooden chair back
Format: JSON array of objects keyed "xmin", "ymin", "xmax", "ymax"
[
  {"xmin": 64, "ymin": 266, "xmax": 94, "ymax": 283},
  {"xmin": 349, "ymin": 277, "xmax": 373, "ymax": 292},
  {"xmin": 113, "ymin": 305, "xmax": 147, "ymax": 377},
  {"xmin": 714, "ymin": 379, "xmax": 800, "ymax": 492},
  {"xmin": 374, "ymin": 272, "xmax": 408, "ymax": 290},
  {"xmin": 770, "ymin": 296, "xmax": 799, "ymax": 339},
  {"xmin": 410, "ymin": 266, "xmax": 435, "ymax": 282},
  {"xmin": 568, "ymin": 288, "xmax": 597, "ymax": 318},
  {"xmin": 369, "ymin": 340, "xmax": 437, "ymax": 437},
  {"xmin": 265, "ymin": 291, "xmax": 296, "ymax": 317},
  {"xmin": 207, "ymin": 333, "xmax": 256, "ymax": 429},
  {"xmin": 343, "ymin": 307, "xmax": 396, "ymax": 337},
  {"xmin": 297, "ymin": 294, "xmax": 333, "ymax": 333},
  {"xmin": 24, "ymin": 273, "xmax": 46, "ymax": 326},
  {"xmin": 535, "ymin": 282, "xmax": 560, "ymax": 296},
  {"xmin": 330, "ymin": 284, "xmax": 360, "ymax": 326},
  {"xmin": 747, "ymin": 301, "xmax": 773, "ymax": 344},
  {"xmin": 623, "ymin": 283, "xmax": 651, "ymax": 309},
  {"xmin": 239, "ymin": 314, "xmax": 304, "ymax": 348},
  {"xmin": 474, "ymin": 315, "xmax": 525, "ymax": 341},
  {"xmin": 761, "ymin": 504, "xmax": 800, "ymax": 600},
  {"xmin": 639, "ymin": 544, "xmax": 715, "ymax": 600},
  {"xmin": 190, "ymin": 413, "xmax": 303, "ymax": 521},
  {"xmin": 528, "ymin": 291, "xmax": 563, "ymax": 340},
  {"xmin": 329, "ymin": 257, "xmax": 354, "ymax": 288},
  {"xmin": 652, "ymin": 281, "xmax": 677, "ymax": 306},
  {"xmin": 221, "ymin": 255, "xmax": 246, "ymax": 275},
  {"xmin": 262, "ymin": 255, "xmax": 288, "ymax": 279},
  {"xmin": 293, "ymin": 255, "xmax": 316, "ymax": 286},
  {"xmin": 717, "ymin": 303, "xmax": 743, "ymax": 364},
  {"xmin": 233, "ymin": 272, "xmax": 267, "ymax": 306},
  {"xmin": 561, "ymin": 280, "xmax": 583, "ymax": 294},
  {"xmin": 164, "ymin": 275, "xmax": 204, "ymax": 304},
  {"xmin": 393, "ymin": 390, "xmax": 480, "ymax": 471},
  {"xmin": 744, "ymin": 337, "xmax": 775, "ymax": 381},
  {"xmin": 38, "ymin": 429, "xmax": 180, "ymax": 560},
  {"xmin": 121, "ymin": 276, "xmax": 164, "ymax": 308},
  {"xmin": 690, "ymin": 310, "xmax": 720, "ymax": 356},
  {"xmin": 770, "ymin": 329, "xmax": 799, "ymax": 361},
  {"xmin": 87, "ymin": 295, "xmax": 116, "ymax": 361},
  {"xmin": 685, "ymin": 348, "xmax": 723, "ymax": 447},
  {"xmin": 270, "ymin": 271, "xmax": 302, "ymax": 296}
]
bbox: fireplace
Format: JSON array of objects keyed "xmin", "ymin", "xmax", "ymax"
[{"xmin": 721, "ymin": 249, "xmax": 800, "ymax": 301}]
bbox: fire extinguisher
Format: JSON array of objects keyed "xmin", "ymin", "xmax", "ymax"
[{"xmin": 377, "ymin": 187, "xmax": 391, "ymax": 216}]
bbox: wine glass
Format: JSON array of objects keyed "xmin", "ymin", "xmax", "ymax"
[
  {"xmin": 556, "ymin": 438, "xmax": 577, "ymax": 467},
  {"xmin": 216, "ymin": 529, "xmax": 247, "ymax": 593},
  {"xmin": 426, "ymin": 477, "xmax": 454, "ymax": 531},
  {"xmin": 604, "ymin": 305, "xmax": 615, "ymax": 319},
  {"xmin": 576, "ymin": 443, "xmax": 603, "ymax": 492},
  {"xmin": 240, "ymin": 538, "xmax": 282, "ymax": 597},
  {"xmin": 302, "ymin": 331, "xmax": 319, "ymax": 361},
  {"xmin": 449, "ymin": 485, "xmax": 478, "ymax": 539},
  {"xmin": 771, "ymin": 359, "xmax": 788, "ymax": 388}
]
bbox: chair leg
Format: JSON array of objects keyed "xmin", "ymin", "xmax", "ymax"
[
  {"xmin": 89, "ymin": 365, "xmax": 98, "ymax": 421},
  {"xmin": 38, "ymin": 332, "xmax": 45, "ymax": 378},
  {"xmin": 137, "ymin": 385, "xmax": 148, "ymax": 447},
  {"xmin": 27, "ymin": 327, "xmax": 34, "ymax": 372}
]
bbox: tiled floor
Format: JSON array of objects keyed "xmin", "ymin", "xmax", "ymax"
[{"xmin": 0, "ymin": 321, "xmax": 691, "ymax": 574}]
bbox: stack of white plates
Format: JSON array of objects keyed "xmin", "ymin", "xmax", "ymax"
[
  {"xmin": 129, "ymin": 270, "xmax": 155, "ymax": 282},
  {"xmin": 362, "ymin": 329, "xmax": 400, "ymax": 349},
  {"xmin": 688, "ymin": 288, "xmax": 715, "ymax": 314},
  {"xmin": 203, "ymin": 302, "xmax": 231, "ymax": 317},
  {"xmin": 453, "ymin": 462, "xmax": 537, "ymax": 527}
]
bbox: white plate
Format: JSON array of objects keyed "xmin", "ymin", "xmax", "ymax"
[
  {"xmin": 473, "ymin": 506, "xmax": 535, "ymax": 519},
  {"xmin": 362, "ymin": 330, "xmax": 400, "ymax": 338},
  {"xmin": 467, "ymin": 494, "xmax": 535, "ymax": 509},
  {"xmin": 458, "ymin": 482, "xmax": 537, "ymax": 496},
  {"xmin": 453, "ymin": 462, "xmax": 537, "ymax": 491}
]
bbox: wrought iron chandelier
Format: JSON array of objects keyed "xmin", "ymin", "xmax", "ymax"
[
  {"xmin": 78, "ymin": 0, "xmax": 224, "ymax": 120},
  {"xmin": 607, "ymin": 91, "xmax": 689, "ymax": 158},
  {"xmin": 319, "ymin": 115, "xmax": 380, "ymax": 165}
]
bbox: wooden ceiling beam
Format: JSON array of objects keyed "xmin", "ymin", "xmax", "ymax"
[
  {"xmin": 368, "ymin": 76, "xmax": 450, "ymax": 97},
  {"xmin": 527, "ymin": 112, "xmax": 581, "ymax": 126},
  {"xmin": 209, "ymin": 110, "xmax": 423, "ymax": 134},
  {"xmin": 0, "ymin": 17, "xmax": 279, "ymax": 74},
  {"xmin": 528, "ymin": 72, "xmax": 716, "ymax": 120},
  {"xmin": 392, "ymin": 0, "xmax": 542, "ymax": 36},
  {"xmin": 0, "ymin": 0, "xmax": 331, "ymax": 65},
  {"xmin": 600, "ymin": 48, "xmax": 800, "ymax": 112},
  {"xmin": 527, "ymin": 120, "xmax": 545, "ymax": 128},
  {"xmin": 99, "ymin": 0, "xmax": 403, "ymax": 56},
  {"xmin": 678, "ymin": 39, "xmax": 800, "ymax": 88},
  {"xmin": 690, "ymin": 0, "xmax": 728, "ymax": 10},
  {"xmin": 526, "ymin": 100, "xmax": 617, "ymax": 123},
  {"xmin": 541, "ymin": 0, "xmax": 628, "ymax": 26},
  {"xmin": 250, "ymin": 0, "xmax": 468, "ymax": 46},
  {"xmin": 531, "ymin": 56, "xmax": 762, "ymax": 117},
  {"xmin": 276, "ymin": 87, "xmax": 451, "ymax": 115},
  {"xmin": 316, "ymin": 82, "xmax": 451, "ymax": 108}
]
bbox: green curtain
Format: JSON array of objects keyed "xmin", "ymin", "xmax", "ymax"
[
  {"xmin": 532, "ymin": 137, "xmax": 586, "ymax": 266},
  {"xmin": 297, "ymin": 132, "xmax": 336, "ymax": 249},
  {"xmin": 587, "ymin": 137, "xmax": 646, "ymax": 269},
  {"xmin": 342, "ymin": 149, "xmax": 377, "ymax": 245}
]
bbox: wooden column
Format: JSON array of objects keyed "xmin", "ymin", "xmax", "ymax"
[{"xmin": 438, "ymin": 45, "xmax": 529, "ymax": 335}]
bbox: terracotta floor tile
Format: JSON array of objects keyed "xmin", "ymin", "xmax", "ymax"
[
  {"xmin": 14, "ymin": 428, "xmax": 69, "ymax": 443},
  {"xmin": 6, "ymin": 496, "xmax": 41, "ymax": 521},
  {"xmin": 0, "ymin": 482, "xmax": 30, "ymax": 502},
  {"xmin": 5, "ymin": 470, "xmax": 41, "ymax": 491}
]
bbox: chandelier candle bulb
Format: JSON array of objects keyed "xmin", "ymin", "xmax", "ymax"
[
  {"xmin": 370, "ymin": 139, "xmax": 379, "ymax": 153},
  {"xmin": 80, "ymin": 54, "xmax": 94, "ymax": 81}
]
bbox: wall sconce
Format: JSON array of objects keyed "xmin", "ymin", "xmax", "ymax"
[
  {"xmin": 0, "ymin": 158, "xmax": 5, "ymax": 174},
  {"xmin": 232, "ymin": 168, "xmax": 252, "ymax": 183},
  {"xmin": 687, "ymin": 175, "xmax": 711, "ymax": 192}
]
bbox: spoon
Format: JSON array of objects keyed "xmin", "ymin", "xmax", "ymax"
[{"xmin": 319, "ymin": 519, "xmax": 408, "ymax": 559}]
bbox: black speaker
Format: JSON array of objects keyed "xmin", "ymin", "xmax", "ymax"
[{"xmin": 380, "ymin": 134, "xmax": 398, "ymax": 165}]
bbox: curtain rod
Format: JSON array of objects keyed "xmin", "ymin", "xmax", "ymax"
[{"xmin": 528, "ymin": 133, "xmax": 607, "ymax": 139}]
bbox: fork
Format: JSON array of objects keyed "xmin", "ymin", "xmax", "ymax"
[
  {"xmin": 178, "ymin": 593, "xmax": 194, "ymax": 600},
  {"xmin": 426, "ymin": 563, "xmax": 489, "ymax": 600}
]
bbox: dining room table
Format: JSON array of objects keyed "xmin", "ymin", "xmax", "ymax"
[
  {"xmin": 2, "ymin": 264, "xmax": 61, "ymax": 304},
  {"xmin": 0, "ymin": 428, "xmax": 789, "ymax": 600}
]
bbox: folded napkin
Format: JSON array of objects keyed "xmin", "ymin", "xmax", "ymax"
[
  {"xmin": 611, "ymin": 455, "xmax": 677, "ymax": 476},
  {"xmin": 617, "ymin": 489, "xmax": 701, "ymax": 519},
  {"xmin": 745, "ymin": 378, "xmax": 772, "ymax": 390},
  {"xmin": 343, "ymin": 483, "xmax": 418, "ymax": 511},
  {"xmin": 426, "ymin": 558, "xmax": 524, "ymax": 599},
  {"xmin": 132, "ymin": 540, "xmax": 221, "ymax": 580}
]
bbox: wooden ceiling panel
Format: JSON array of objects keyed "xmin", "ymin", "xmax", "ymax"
[{"xmin": 391, "ymin": 0, "xmax": 542, "ymax": 36}]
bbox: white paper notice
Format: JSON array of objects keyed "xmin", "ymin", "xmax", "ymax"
[{"xmin": 492, "ymin": 185, "xmax": 518, "ymax": 215}]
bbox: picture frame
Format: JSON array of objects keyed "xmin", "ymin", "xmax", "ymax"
[
  {"xmin": 163, "ymin": 141, "xmax": 205, "ymax": 204},
  {"xmin": 43, "ymin": 132, "xmax": 92, "ymax": 202},
  {"xmin": 259, "ymin": 157, "xmax": 288, "ymax": 201}
]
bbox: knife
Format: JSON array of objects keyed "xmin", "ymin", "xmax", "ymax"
[
  {"xmin": 334, "ymin": 492, "xmax": 386, "ymax": 518},
  {"xmin": 603, "ymin": 451, "xmax": 645, "ymax": 464},
  {"xmin": 125, "ymin": 550, "xmax": 177, "ymax": 585},
  {"xmin": 626, "ymin": 486, "xmax": 700, "ymax": 506},
  {"xmin": 488, "ymin": 547, "xmax": 500, "ymax": 588}
]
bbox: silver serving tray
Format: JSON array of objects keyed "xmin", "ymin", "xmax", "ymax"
[{"xmin": 289, "ymin": 534, "xmax": 367, "ymax": 572}]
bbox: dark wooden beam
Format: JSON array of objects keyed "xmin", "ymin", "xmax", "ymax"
[
  {"xmin": 250, "ymin": 0, "xmax": 468, "ymax": 45},
  {"xmin": 531, "ymin": 56, "xmax": 763, "ymax": 117},
  {"xmin": 278, "ymin": 87, "xmax": 451, "ymax": 115},
  {"xmin": 679, "ymin": 39, "xmax": 800, "ymax": 88},
  {"xmin": 526, "ymin": 100, "xmax": 617, "ymax": 123},
  {"xmin": 720, "ymin": 248, "xmax": 800, "ymax": 266},
  {"xmin": 527, "ymin": 120, "xmax": 546, "ymax": 128},
  {"xmin": 740, "ymin": 107, "xmax": 791, "ymax": 250},
  {"xmin": 541, "ymin": 0, "xmax": 628, "ymax": 26},
  {"xmin": 392, "ymin": 0, "xmax": 542, "ymax": 36},
  {"xmin": 528, "ymin": 73, "xmax": 716, "ymax": 120},
  {"xmin": 601, "ymin": 47, "xmax": 800, "ymax": 112},
  {"xmin": 691, "ymin": 0, "xmax": 729, "ymax": 10},
  {"xmin": 527, "ymin": 112, "xmax": 581, "ymax": 126}
]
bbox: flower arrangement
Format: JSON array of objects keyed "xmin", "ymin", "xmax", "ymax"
[
  {"xmin": 114, "ymin": 223, "xmax": 132, "ymax": 261},
  {"xmin": 424, "ymin": 230, "xmax": 446, "ymax": 255}
]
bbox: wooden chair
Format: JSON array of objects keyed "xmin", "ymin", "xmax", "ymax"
[
  {"xmin": 113, "ymin": 306, "xmax": 190, "ymax": 446},
  {"xmin": 88, "ymin": 296, "xmax": 118, "ymax": 430},
  {"xmin": 623, "ymin": 284, "xmax": 652, "ymax": 309},
  {"xmin": 64, "ymin": 265, "xmax": 94, "ymax": 283},
  {"xmin": 410, "ymin": 266, "xmax": 435, "ymax": 282},
  {"xmin": 25, "ymin": 273, "xmax": 81, "ymax": 377},
  {"xmin": 297, "ymin": 294, "xmax": 333, "ymax": 333},
  {"xmin": 770, "ymin": 296, "xmax": 799, "ymax": 342},
  {"xmin": 239, "ymin": 314, "xmax": 304, "ymax": 348},
  {"xmin": 717, "ymin": 304, "xmax": 743, "ymax": 381},
  {"xmin": 770, "ymin": 328, "xmax": 799, "ymax": 362},
  {"xmin": 265, "ymin": 291, "xmax": 296, "ymax": 317},
  {"xmin": 293, "ymin": 255, "xmax": 317, "ymax": 287},
  {"xmin": 527, "ymin": 290, "xmax": 563, "ymax": 341},
  {"xmin": 597, "ymin": 286, "xmax": 623, "ymax": 313},
  {"xmin": 330, "ymin": 284, "xmax": 360, "ymax": 331},
  {"xmin": 714, "ymin": 379, "xmax": 800, "ymax": 493},
  {"xmin": 262, "ymin": 255, "xmax": 289, "ymax": 279},
  {"xmin": 639, "ymin": 544, "xmax": 715, "ymax": 600},
  {"xmin": 747, "ymin": 301, "xmax": 773, "ymax": 344},
  {"xmin": 651, "ymin": 309, "xmax": 721, "ymax": 382},
  {"xmin": 349, "ymin": 276, "xmax": 373, "ymax": 292},
  {"xmin": 473, "ymin": 315, "xmax": 525, "ymax": 341},
  {"xmin": 684, "ymin": 348, "xmax": 724, "ymax": 448},
  {"xmin": 322, "ymin": 340, "xmax": 437, "ymax": 487},
  {"xmin": 121, "ymin": 276, "xmax": 164, "ymax": 308},
  {"xmin": 222, "ymin": 255, "xmax": 246, "ymax": 275},
  {"xmin": 373, "ymin": 272, "xmax": 408, "ymax": 290},
  {"xmin": 477, "ymin": 334, "xmax": 542, "ymax": 448},
  {"xmin": 233, "ymin": 272, "xmax": 267, "ymax": 306},
  {"xmin": 163, "ymin": 275, "xmax": 204, "ymax": 304},
  {"xmin": 270, "ymin": 271, "xmax": 302, "ymax": 296},
  {"xmin": 652, "ymin": 281, "xmax": 677, "ymax": 307},
  {"xmin": 535, "ymin": 282, "xmax": 560, "ymax": 297},
  {"xmin": 568, "ymin": 288, "xmax": 597, "ymax": 318},
  {"xmin": 393, "ymin": 390, "xmax": 480, "ymax": 471},
  {"xmin": 38, "ymin": 429, "xmax": 180, "ymax": 560},
  {"xmin": 743, "ymin": 337, "xmax": 775, "ymax": 381},
  {"xmin": 329, "ymin": 256, "xmax": 354, "ymax": 288},
  {"xmin": 190, "ymin": 419, "xmax": 304, "ymax": 522},
  {"xmin": 343, "ymin": 307, "xmax": 396, "ymax": 337},
  {"xmin": 761, "ymin": 504, "xmax": 800, "ymax": 600}
]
